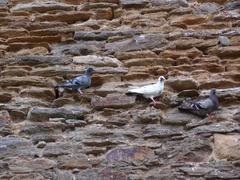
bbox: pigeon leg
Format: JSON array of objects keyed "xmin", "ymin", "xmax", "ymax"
[
  {"xmin": 207, "ymin": 112, "xmax": 216, "ymax": 122},
  {"xmin": 150, "ymin": 97, "xmax": 157, "ymax": 105},
  {"xmin": 77, "ymin": 88, "xmax": 83, "ymax": 95}
]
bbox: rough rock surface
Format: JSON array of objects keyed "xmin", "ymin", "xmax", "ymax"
[{"xmin": 0, "ymin": 0, "xmax": 240, "ymax": 179}]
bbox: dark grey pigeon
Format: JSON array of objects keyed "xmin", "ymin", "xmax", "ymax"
[
  {"xmin": 55, "ymin": 67, "xmax": 94, "ymax": 98},
  {"xmin": 178, "ymin": 89, "xmax": 219, "ymax": 118}
]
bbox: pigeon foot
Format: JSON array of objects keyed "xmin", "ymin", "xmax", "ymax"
[
  {"xmin": 77, "ymin": 88, "xmax": 83, "ymax": 96},
  {"xmin": 150, "ymin": 97, "xmax": 157, "ymax": 104}
]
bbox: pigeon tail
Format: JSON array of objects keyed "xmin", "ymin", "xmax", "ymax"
[{"xmin": 125, "ymin": 91, "xmax": 142, "ymax": 96}]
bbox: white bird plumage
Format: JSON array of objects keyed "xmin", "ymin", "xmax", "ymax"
[{"xmin": 127, "ymin": 76, "xmax": 166, "ymax": 104}]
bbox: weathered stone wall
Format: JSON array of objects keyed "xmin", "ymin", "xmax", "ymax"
[{"xmin": 0, "ymin": 0, "xmax": 240, "ymax": 179}]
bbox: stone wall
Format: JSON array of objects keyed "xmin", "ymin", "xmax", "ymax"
[{"xmin": 0, "ymin": 0, "xmax": 240, "ymax": 179}]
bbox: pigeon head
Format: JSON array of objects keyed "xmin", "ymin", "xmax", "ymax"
[
  {"xmin": 210, "ymin": 88, "xmax": 219, "ymax": 107},
  {"xmin": 210, "ymin": 89, "xmax": 216, "ymax": 95},
  {"xmin": 158, "ymin": 76, "xmax": 166, "ymax": 82},
  {"xmin": 85, "ymin": 67, "xmax": 95, "ymax": 76}
]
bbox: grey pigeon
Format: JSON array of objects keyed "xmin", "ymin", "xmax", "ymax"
[
  {"xmin": 55, "ymin": 67, "xmax": 94, "ymax": 98},
  {"xmin": 178, "ymin": 89, "xmax": 219, "ymax": 118},
  {"xmin": 126, "ymin": 76, "xmax": 166, "ymax": 104}
]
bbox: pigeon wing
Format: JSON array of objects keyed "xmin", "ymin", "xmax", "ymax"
[
  {"xmin": 193, "ymin": 98, "xmax": 214, "ymax": 110},
  {"xmin": 58, "ymin": 75, "xmax": 90, "ymax": 89},
  {"xmin": 128, "ymin": 83, "xmax": 161, "ymax": 97},
  {"xmin": 128, "ymin": 84, "xmax": 151, "ymax": 94}
]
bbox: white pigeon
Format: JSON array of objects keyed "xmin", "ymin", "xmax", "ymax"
[{"xmin": 127, "ymin": 76, "xmax": 166, "ymax": 104}]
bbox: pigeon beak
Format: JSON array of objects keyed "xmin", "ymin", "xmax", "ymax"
[{"xmin": 211, "ymin": 89, "xmax": 216, "ymax": 95}]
